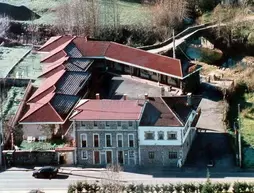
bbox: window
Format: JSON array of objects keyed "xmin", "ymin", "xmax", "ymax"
[
  {"xmin": 117, "ymin": 121, "xmax": 121, "ymax": 127},
  {"xmin": 168, "ymin": 151, "xmax": 177, "ymax": 159},
  {"xmin": 81, "ymin": 121, "xmax": 86, "ymax": 127},
  {"xmin": 148, "ymin": 152, "xmax": 154, "ymax": 159},
  {"xmin": 128, "ymin": 134, "xmax": 134, "ymax": 147},
  {"xmin": 144, "ymin": 131, "xmax": 155, "ymax": 140},
  {"xmin": 93, "ymin": 134, "xmax": 99, "ymax": 147},
  {"xmin": 129, "ymin": 150, "xmax": 135, "ymax": 158},
  {"xmin": 167, "ymin": 131, "xmax": 177, "ymax": 140},
  {"xmin": 106, "ymin": 121, "xmax": 110, "ymax": 127},
  {"xmin": 94, "ymin": 121, "xmax": 97, "ymax": 127},
  {"xmin": 117, "ymin": 134, "xmax": 123, "ymax": 147},
  {"xmin": 105, "ymin": 134, "xmax": 112, "ymax": 147},
  {"xmin": 128, "ymin": 121, "xmax": 133, "ymax": 127},
  {"xmin": 81, "ymin": 150, "xmax": 88, "ymax": 160},
  {"xmin": 158, "ymin": 131, "xmax": 164, "ymax": 140},
  {"xmin": 80, "ymin": 134, "xmax": 87, "ymax": 147}
]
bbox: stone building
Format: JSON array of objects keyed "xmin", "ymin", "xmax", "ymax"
[
  {"xmin": 138, "ymin": 94, "xmax": 202, "ymax": 167},
  {"xmin": 69, "ymin": 93, "xmax": 202, "ymax": 167},
  {"xmin": 70, "ymin": 95, "xmax": 145, "ymax": 166}
]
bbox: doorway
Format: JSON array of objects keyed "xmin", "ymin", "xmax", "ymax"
[
  {"xmin": 106, "ymin": 151, "xmax": 112, "ymax": 164},
  {"xmin": 118, "ymin": 151, "xmax": 124, "ymax": 165},
  {"xmin": 94, "ymin": 151, "xmax": 100, "ymax": 164}
]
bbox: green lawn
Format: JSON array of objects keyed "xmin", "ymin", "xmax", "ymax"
[
  {"xmin": 20, "ymin": 140, "xmax": 65, "ymax": 151},
  {"xmin": 1, "ymin": 0, "xmax": 151, "ymax": 25},
  {"xmin": 241, "ymin": 93, "xmax": 254, "ymax": 146},
  {"xmin": 0, "ymin": 46, "xmax": 31, "ymax": 78}
]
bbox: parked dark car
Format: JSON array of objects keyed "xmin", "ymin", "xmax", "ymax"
[{"xmin": 32, "ymin": 166, "xmax": 58, "ymax": 179}]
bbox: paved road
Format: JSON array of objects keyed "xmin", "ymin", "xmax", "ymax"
[{"xmin": 2, "ymin": 169, "xmax": 254, "ymax": 192}]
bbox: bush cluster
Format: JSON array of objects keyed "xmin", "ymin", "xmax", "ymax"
[{"xmin": 67, "ymin": 181, "xmax": 254, "ymax": 193}]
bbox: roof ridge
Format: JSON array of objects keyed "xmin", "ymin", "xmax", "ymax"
[
  {"xmin": 48, "ymin": 102, "xmax": 64, "ymax": 122},
  {"xmin": 41, "ymin": 38, "xmax": 74, "ymax": 62},
  {"xmin": 160, "ymin": 97, "xmax": 184, "ymax": 126},
  {"xmin": 38, "ymin": 36, "xmax": 62, "ymax": 51}
]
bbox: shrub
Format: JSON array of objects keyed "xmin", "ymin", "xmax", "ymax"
[
  {"xmin": 175, "ymin": 183, "xmax": 183, "ymax": 193},
  {"xmin": 247, "ymin": 182, "xmax": 254, "ymax": 193},
  {"xmin": 126, "ymin": 184, "xmax": 137, "ymax": 193},
  {"xmin": 67, "ymin": 183, "xmax": 76, "ymax": 193},
  {"xmin": 233, "ymin": 182, "xmax": 248, "ymax": 193},
  {"xmin": 143, "ymin": 184, "xmax": 151, "ymax": 193},
  {"xmin": 201, "ymin": 182, "xmax": 214, "ymax": 193},
  {"xmin": 213, "ymin": 182, "xmax": 224, "ymax": 193},
  {"xmin": 136, "ymin": 183, "xmax": 145, "ymax": 193},
  {"xmin": 154, "ymin": 184, "xmax": 161, "ymax": 193},
  {"xmin": 198, "ymin": 183, "xmax": 204, "ymax": 193},
  {"xmin": 168, "ymin": 183, "xmax": 175, "ymax": 193},
  {"xmin": 76, "ymin": 181, "xmax": 84, "ymax": 192}
]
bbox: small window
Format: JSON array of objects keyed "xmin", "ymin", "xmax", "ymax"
[
  {"xmin": 117, "ymin": 134, "xmax": 123, "ymax": 147},
  {"xmin": 106, "ymin": 121, "xmax": 110, "ymax": 127},
  {"xmin": 144, "ymin": 131, "xmax": 155, "ymax": 140},
  {"xmin": 81, "ymin": 134, "xmax": 87, "ymax": 147},
  {"xmin": 168, "ymin": 151, "xmax": 177, "ymax": 159},
  {"xmin": 129, "ymin": 150, "xmax": 135, "ymax": 158},
  {"xmin": 94, "ymin": 121, "xmax": 97, "ymax": 127},
  {"xmin": 148, "ymin": 152, "xmax": 154, "ymax": 159},
  {"xmin": 128, "ymin": 134, "xmax": 134, "ymax": 147},
  {"xmin": 128, "ymin": 121, "xmax": 133, "ymax": 127},
  {"xmin": 158, "ymin": 131, "xmax": 164, "ymax": 140},
  {"xmin": 81, "ymin": 150, "xmax": 88, "ymax": 160},
  {"xmin": 81, "ymin": 121, "xmax": 86, "ymax": 127},
  {"xmin": 105, "ymin": 134, "xmax": 112, "ymax": 147},
  {"xmin": 93, "ymin": 134, "xmax": 99, "ymax": 147},
  {"xmin": 167, "ymin": 132, "xmax": 177, "ymax": 140},
  {"xmin": 153, "ymin": 72, "xmax": 157, "ymax": 75},
  {"xmin": 117, "ymin": 121, "xmax": 121, "ymax": 127}
]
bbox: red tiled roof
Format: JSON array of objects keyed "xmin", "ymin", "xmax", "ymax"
[
  {"xmin": 105, "ymin": 42, "xmax": 183, "ymax": 78},
  {"xmin": 39, "ymin": 57, "xmax": 69, "ymax": 78},
  {"xmin": 39, "ymin": 36, "xmax": 74, "ymax": 52},
  {"xmin": 74, "ymin": 41, "xmax": 110, "ymax": 57},
  {"xmin": 28, "ymin": 69, "xmax": 66, "ymax": 102},
  {"xmin": 19, "ymin": 92, "xmax": 64, "ymax": 123},
  {"xmin": 71, "ymin": 99, "xmax": 145, "ymax": 121},
  {"xmin": 41, "ymin": 39, "xmax": 73, "ymax": 63}
]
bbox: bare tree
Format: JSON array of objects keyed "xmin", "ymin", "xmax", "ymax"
[
  {"xmin": 0, "ymin": 15, "xmax": 10, "ymax": 37},
  {"xmin": 212, "ymin": 1, "xmax": 251, "ymax": 47},
  {"xmin": 151, "ymin": 0, "xmax": 188, "ymax": 29}
]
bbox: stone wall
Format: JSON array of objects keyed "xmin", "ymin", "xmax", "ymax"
[
  {"xmin": 139, "ymin": 145, "xmax": 181, "ymax": 167},
  {"xmin": 9, "ymin": 151, "xmax": 58, "ymax": 166}
]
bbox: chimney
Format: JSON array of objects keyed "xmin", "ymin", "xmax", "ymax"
[
  {"xmin": 144, "ymin": 93, "xmax": 148, "ymax": 100},
  {"xmin": 95, "ymin": 93, "xmax": 100, "ymax": 100},
  {"xmin": 187, "ymin": 93, "xmax": 192, "ymax": 106},
  {"xmin": 123, "ymin": 94, "xmax": 127, "ymax": 100}
]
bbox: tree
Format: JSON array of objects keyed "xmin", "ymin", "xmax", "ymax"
[
  {"xmin": 152, "ymin": 0, "xmax": 188, "ymax": 29},
  {"xmin": 211, "ymin": 1, "xmax": 251, "ymax": 47},
  {"xmin": 0, "ymin": 15, "xmax": 10, "ymax": 37}
]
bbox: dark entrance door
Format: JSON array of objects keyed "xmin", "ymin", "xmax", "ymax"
[
  {"xmin": 106, "ymin": 151, "xmax": 112, "ymax": 164},
  {"xmin": 118, "ymin": 151, "xmax": 124, "ymax": 164},
  {"xmin": 94, "ymin": 151, "xmax": 100, "ymax": 164}
]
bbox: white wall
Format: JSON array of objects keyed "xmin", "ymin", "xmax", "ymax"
[{"xmin": 138, "ymin": 126, "xmax": 182, "ymax": 146}]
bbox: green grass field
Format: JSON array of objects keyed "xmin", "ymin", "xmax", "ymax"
[
  {"xmin": 241, "ymin": 93, "xmax": 254, "ymax": 146},
  {"xmin": 0, "ymin": 0, "xmax": 151, "ymax": 25}
]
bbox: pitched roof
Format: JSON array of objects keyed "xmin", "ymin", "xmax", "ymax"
[
  {"xmin": 105, "ymin": 42, "xmax": 183, "ymax": 78},
  {"xmin": 28, "ymin": 69, "xmax": 66, "ymax": 102},
  {"xmin": 140, "ymin": 97, "xmax": 183, "ymax": 127},
  {"xmin": 19, "ymin": 92, "xmax": 64, "ymax": 123},
  {"xmin": 162, "ymin": 95, "xmax": 202, "ymax": 124},
  {"xmin": 40, "ymin": 36, "xmax": 184, "ymax": 78},
  {"xmin": 39, "ymin": 36, "xmax": 78, "ymax": 52},
  {"xmin": 70, "ymin": 99, "xmax": 146, "ymax": 121}
]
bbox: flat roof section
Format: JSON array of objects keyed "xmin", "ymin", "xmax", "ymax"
[{"xmin": 107, "ymin": 75, "xmax": 180, "ymax": 100}]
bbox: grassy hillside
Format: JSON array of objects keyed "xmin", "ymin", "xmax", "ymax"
[{"xmin": 0, "ymin": 0, "xmax": 151, "ymax": 25}]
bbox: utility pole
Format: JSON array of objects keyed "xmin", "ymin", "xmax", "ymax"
[
  {"xmin": 173, "ymin": 29, "xmax": 176, "ymax": 59},
  {"xmin": 238, "ymin": 103, "xmax": 242, "ymax": 168}
]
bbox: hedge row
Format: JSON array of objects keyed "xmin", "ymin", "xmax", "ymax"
[{"xmin": 68, "ymin": 181, "xmax": 254, "ymax": 193}]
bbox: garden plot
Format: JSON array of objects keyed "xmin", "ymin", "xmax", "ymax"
[{"xmin": 0, "ymin": 46, "xmax": 31, "ymax": 78}]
